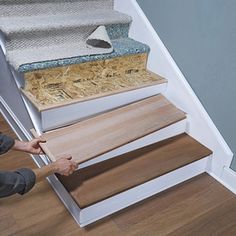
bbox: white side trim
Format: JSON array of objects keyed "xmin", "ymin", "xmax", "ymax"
[
  {"xmin": 79, "ymin": 156, "xmax": 210, "ymax": 227},
  {"xmin": 209, "ymin": 167, "xmax": 236, "ymax": 194},
  {"xmin": 80, "ymin": 119, "xmax": 187, "ymax": 168},
  {"xmin": 0, "ymin": 96, "xmax": 29, "ymax": 140},
  {"xmin": 114, "ymin": 0, "xmax": 233, "ymax": 178},
  {"xmin": 0, "ymin": 31, "xmax": 6, "ymax": 55}
]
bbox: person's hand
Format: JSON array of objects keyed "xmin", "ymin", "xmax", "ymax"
[
  {"xmin": 52, "ymin": 155, "xmax": 78, "ymax": 176},
  {"xmin": 13, "ymin": 138, "xmax": 46, "ymax": 155}
]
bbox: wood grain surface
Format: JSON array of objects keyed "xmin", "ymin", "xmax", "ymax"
[
  {"xmin": 35, "ymin": 94, "xmax": 186, "ymax": 164},
  {"xmin": 23, "ymin": 53, "xmax": 167, "ymax": 111},
  {"xmin": 58, "ymin": 133, "xmax": 212, "ymax": 208},
  {"xmin": 1, "ymin": 115, "xmax": 236, "ymax": 236}
]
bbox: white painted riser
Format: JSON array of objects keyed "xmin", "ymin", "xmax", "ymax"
[{"xmin": 21, "ymin": 82, "xmax": 167, "ymax": 133}]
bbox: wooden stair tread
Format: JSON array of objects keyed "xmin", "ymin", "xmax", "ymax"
[
  {"xmin": 35, "ymin": 94, "xmax": 186, "ymax": 164},
  {"xmin": 58, "ymin": 133, "xmax": 212, "ymax": 208}
]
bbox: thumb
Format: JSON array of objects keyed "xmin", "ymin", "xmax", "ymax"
[
  {"xmin": 37, "ymin": 138, "xmax": 46, "ymax": 143},
  {"xmin": 66, "ymin": 156, "xmax": 72, "ymax": 160}
]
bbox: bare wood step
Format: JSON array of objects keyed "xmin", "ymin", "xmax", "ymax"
[
  {"xmin": 22, "ymin": 53, "xmax": 166, "ymax": 111},
  {"xmin": 58, "ymin": 133, "xmax": 212, "ymax": 208},
  {"xmin": 34, "ymin": 94, "xmax": 186, "ymax": 164}
]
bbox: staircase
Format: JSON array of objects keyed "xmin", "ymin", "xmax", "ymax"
[{"xmin": 0, "ymin": 0, "xmax": 217, "ymax": 227}]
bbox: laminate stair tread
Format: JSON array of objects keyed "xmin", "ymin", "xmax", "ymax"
[
  {"xmin": 34, "ymin": 94, "xmax": 186, "ymax": 164},
  {"xmin": 58, "ymin": 133, "xmax": 212, "ymax": 208}
]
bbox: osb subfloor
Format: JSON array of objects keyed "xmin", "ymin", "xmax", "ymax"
[
  {"xmin": 23, "ymin": 53, "xmax": 165, "ymax": 110},
  {"xmin": 1, "ymin": 115, "xmax": 236, "ymax": 236}
]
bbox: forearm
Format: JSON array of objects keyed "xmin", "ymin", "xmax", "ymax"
[
  {"xmin": 32, "ymin": 163, "xmax": 57, "ymax": 182},
  {"xmin": 12, "ymin": 140, "xmax": 27, "ymax": 152}
]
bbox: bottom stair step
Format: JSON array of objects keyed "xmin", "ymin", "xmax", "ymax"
[{"xmin": 58, "ymin": 133, "xmax": 212, "ymax": 209}]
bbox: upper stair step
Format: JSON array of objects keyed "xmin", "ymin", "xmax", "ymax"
[
  {"xmin": 1, "ymin": 9, "xmax": 131, "ymax": 38},
  {"xmin": 6, "ymin": 33, "xmax": 148, "ymax": 71},
  {"xmin": 58, "ymin": 133, "xmax": 212, "ymax": 208},
  {"xmin": 12, "ymin": 37, "xmax": 149, "ymax": 73},
  {"xmin": 34, "ymin": 94, "xmax": 186, "ymax": 164},
  {"xmin": 0, "ymin": 0, "xmax": 114, "ymax": 17},
  {"xmin": 0, "ymin": 9, "xmax": 132, "ymax": 70}
]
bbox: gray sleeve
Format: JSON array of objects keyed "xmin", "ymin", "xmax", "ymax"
[
  {"xmin": 0, "ymin": 133, "xmax": 15, "ymax": 155},
  {"xmin": 0, "ymin": 168, "xmax": 36, "ymax": 198}
]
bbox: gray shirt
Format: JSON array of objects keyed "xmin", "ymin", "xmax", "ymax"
[{"xmin": 0, "ymin": 133, "xmax": 36, "ymax": 198}]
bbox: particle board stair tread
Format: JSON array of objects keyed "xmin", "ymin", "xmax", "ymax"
[
  {"xmin": 58, "ymin": 133, "xmax": 212, "ymax": 208},
  {"xmin": 33, "ymin": 95, "xmax": 186, "ymax": 164},
  {"xmin": 22, "ymin": 53, "xmax": 166, "ymax": 111}
]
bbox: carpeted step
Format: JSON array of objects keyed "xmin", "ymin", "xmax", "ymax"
[
  {"xmin": 0, "ymin": 9, "xmax": 132, "ymax": 69},
  {"xmin": 58, "ymin": 133, "xmax": 212, "ymax": 208},
  {"xmin": 0, "ymin": 0, "xmax": 114, "ymax": 17},
  {"xmin": 1, "ymin": 10, "xmax": 131, "ymax": 44},
  {"xmin": 32, "ymin": 94, "xmax": 186, "ymax": 164},
  {"xmin": 13, "ymin": 38, "xmax": 150, "ymax": 73}
]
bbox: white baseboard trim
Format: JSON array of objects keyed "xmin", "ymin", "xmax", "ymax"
[{"xmin": 208, "ymin": 167, "xmax": 236, "ymax": 194}]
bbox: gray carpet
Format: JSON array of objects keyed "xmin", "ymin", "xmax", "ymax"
[
  {"xmin": 0, "ymin": 0, "xmax": 132, "ymax": 70},
  {"xmin": 1, "ymin": 10, "xmax": 131, "ymax": 50},
  {"xmin": 0, "ymin": 0, "xmax": 114, "ymax": 16},
  {"xmin": 7, "ymin": 41, "xmax": 115, "ymax": 69}
]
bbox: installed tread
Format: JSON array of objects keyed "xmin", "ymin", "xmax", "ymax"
[
  {"xmin": 36, "ymin": 94, "xmax": 186, "ymax": 164},
  {"xmin": 58, "ymin": 133, "xmax": 212, "ymax": 208}
]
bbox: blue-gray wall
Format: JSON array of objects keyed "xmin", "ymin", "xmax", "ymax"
[{"xmin": 137, "ymin": 0, "xmax": 236, "ymax": 171}]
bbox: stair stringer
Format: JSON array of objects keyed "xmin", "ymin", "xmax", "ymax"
[
  {"xmin": 114, "ymin": 0, "xmax": 234, "ymax": 187},
  {"xmin": 0, "ymin": 30, "xmax": 5, "ymax": 54},
  {"xmin": 0, "ymin": 41, "xmax": 34, "ymax": 135}
]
